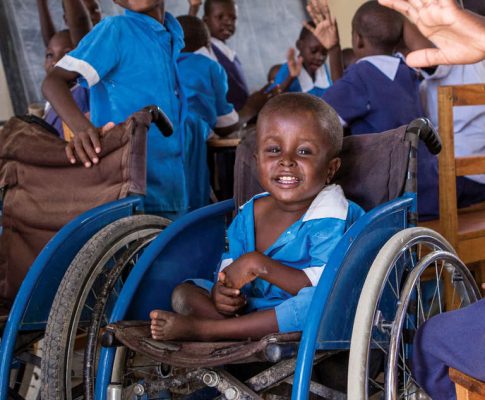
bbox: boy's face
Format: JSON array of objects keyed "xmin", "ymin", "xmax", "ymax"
[
  {"xmin": 203, "ymin": 2, "xmax": 237, "ymax": 42},
  {"xmin": 297, "ymin": 34, "xmax": 328, "ymax": 76},
  {"xmin": 44, "ymin": 33, "xmax": 73, "ymax": 74},
  {"xmin": 256, "ymin": 111, "xmax": 340, "ymax": 209},
  {"xmin": 83, "ymin": 0, "xmax": 102, "ymax": 25}
]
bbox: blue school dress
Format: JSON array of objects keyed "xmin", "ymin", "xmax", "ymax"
[
  {"xmin": 191, "ymin": 185, "xmax": 365, "ymax": 332},
  {"xmin": 56, "ymin": 11, "xmax": 188, "ymax": 215},
  {"xmin": 412, "ymin": 299, "xmax": 485, "ymax": 400},
  {"xmin": 322, "ymin": 55, "xmax": 424, "ymax": 134},
  {"xmin": 211, "ymin": 38, "xmax": 249, "ymax": 111},
  {"xmin": 274, "ymin": 63, "xmax": 332, "ymax": 97}
]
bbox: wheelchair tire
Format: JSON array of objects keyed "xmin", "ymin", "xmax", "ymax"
[
  {"xmin": 347, "ymin": 227, "xmax": 480, "ymax": 400},
  {"xmin": 41, "ymin": 214, "xmax": 170, "ymax": 400}
]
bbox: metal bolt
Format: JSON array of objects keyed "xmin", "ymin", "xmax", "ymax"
[
  {"xmin": 133, "ymin": 383, "xmax": 145, "ymax": 396},
  {"xmin": 202, "ymin": 371, "xmax": 220, "ymax": 387},
  {"xmin": 224, "ymin": 387, "xmax": 240, "ymax": 400}
]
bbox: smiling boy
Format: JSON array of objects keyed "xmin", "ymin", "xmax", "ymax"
[{"xmin": 150, "ymin": 93, "xmax": 364, "ymax": 341}]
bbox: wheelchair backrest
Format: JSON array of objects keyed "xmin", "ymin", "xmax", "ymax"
[
  {"xmin": 0, "ymin": 111, "xmax": 151, "ymax": 301},
  {"xmin": 234, "ymin": 125, "xmax": 410, "ymax": 211}
]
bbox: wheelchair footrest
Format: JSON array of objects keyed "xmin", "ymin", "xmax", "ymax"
[{"xmin": 105, "ymin": 321, "xmax": 301, "ymax": 368}]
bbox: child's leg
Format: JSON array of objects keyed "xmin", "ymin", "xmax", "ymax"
[
  {"xmin": 150, "ymin": 309, "xmax": 278, "ymax": 341},
  {"xmin": 171, "ymin": 283, "xmax": 225, "ymax": 320}
]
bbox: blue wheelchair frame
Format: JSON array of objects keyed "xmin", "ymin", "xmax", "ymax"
[
  {"xmin": 0, "ymin": 196, "xmax": 145, "ymax": 399},
  {"xmin": 94, "ymin": 191, "xmax": 416, "ymax": 400}
]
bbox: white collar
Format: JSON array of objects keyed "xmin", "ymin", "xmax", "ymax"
[
  {"xmin": 211, "ymin": 37, "xmax": 236, "ymax": 62},
  {"xmin": 298, "ymin": 65, "xmax": 332, "ymax": 93},
  {"xmin": 358, "ymin": 55, "xmax": 401, "ymax": 81},
  {"xmin": 194, "ymin": 46, "xmax": 218, "ymax": 62},
  {"xmin": 303, "ymin": 184, "xmax": 349, "ymax": 222}
]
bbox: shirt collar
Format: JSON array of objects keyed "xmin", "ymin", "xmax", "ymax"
[
  {"xmin": 358, "ymin": 55, "xmax": 401, "ymax": 81},
  {"xmin": 302, "ymin": 184, "xmax": 349, "ymax": 222},
  {"xmin": 195, "ymin": 46, "xmax": 218, "ymax": 62},
  {"xmin": 211, "ymin": 37, "xmax": 236, "ymax": 62},
  {"xmin": 298, "ymin": 64, "xmax": 332, "ymax": 93}
]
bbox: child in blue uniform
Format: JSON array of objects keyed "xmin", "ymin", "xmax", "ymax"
[
  {"xmin": 42, "ymin": 0, "xmax": 188, "ymax": 217},
  {"xmin": 203, "ymin": 0, "xmax": 249, "ymax": 111},
  {"xmin": 274, "ymin": 23, "xmax": 333, "ymax": 97},
  {"xmin": 315, "ymin": 1, "xmax": 424, "ymax": 135},
  {"xmin": 150, "ymin": 93, "xmax": 364, "ymax": 341}
]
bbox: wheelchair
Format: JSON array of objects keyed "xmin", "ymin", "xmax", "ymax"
[
  {"xmin": 90, "ymin": 118, "xmax": 482, "ymax": 399},
  {"xmin": 0, "ymin": 106, "xmax": 174, "ymax": 399}
]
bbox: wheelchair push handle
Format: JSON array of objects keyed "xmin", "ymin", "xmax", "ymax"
[
  {"xmin": 407, "ymin": 118, "xmax": 442, "ymax": 155},
  {"xmin": 144, "ymin": 106, "xmax": 174, "ymax": 137}
]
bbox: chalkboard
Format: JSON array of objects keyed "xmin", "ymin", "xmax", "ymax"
[{"xmin": 0, "ymin": 0, "xmax": 305, "ymax": 114}]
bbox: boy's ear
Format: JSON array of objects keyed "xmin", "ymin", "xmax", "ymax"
[
  {"xmin": 296, "ymin": 39, "xmax": 303, "ymax": 53},
  {"xmin": 356, "ymin": 32, "xmax": 366, "ymax": 50},
  {"xmin": 326, "ymin": 157, "xmax": 341, "ymax": 184}
]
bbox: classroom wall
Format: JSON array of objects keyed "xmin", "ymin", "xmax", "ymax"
[
  {"xmin": 328, "ymin": 0, "xmax": 367, "ymax": 49},
  {"xmin": 0, "ymin": 56, "xmax": 14, "ymax": 122}
]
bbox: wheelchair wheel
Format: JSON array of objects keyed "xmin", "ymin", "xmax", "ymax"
[
  {"xmin": 41, "ymin": 214, "xmax": 170, "ymax": 400},
  {"xmin": 348, "ymin": 227, "xmax": 480, "ymax": 400}
]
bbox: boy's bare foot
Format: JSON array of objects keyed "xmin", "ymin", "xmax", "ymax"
[{"xmin": 150, "ymin": 310, "xmax": 201, "ymax": 341}]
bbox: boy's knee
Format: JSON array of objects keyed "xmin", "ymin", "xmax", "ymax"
[{"xmin": 171, "ymin": 283, "xmax": 194, "ymax": 315}]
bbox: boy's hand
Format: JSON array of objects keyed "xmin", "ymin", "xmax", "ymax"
[
  {"xmin": 220, "ymin": 253, "xmax": 264, "ymax": 290},
  {"xmin": 287, "ymin": 48, "xmax": 303, "ymax": 78},
  {"xmin": 306, "ymin": 0, "xmax": 340, "ymax": 50},
  {"xmin": 211, "ymin": 280, "xmax": 246, "ymax": 316},
  {"xmin": 65, "ymin": 121, "xmax": 114, "ymax": 167},
  {"xmin": 188, "ymin": 0, "xmax": 202, "ymax": 6}
]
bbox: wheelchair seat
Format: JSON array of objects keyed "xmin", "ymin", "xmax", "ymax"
[{"xmin": 106, "ymin": 321, "xmax": 301, "ymax": 367}]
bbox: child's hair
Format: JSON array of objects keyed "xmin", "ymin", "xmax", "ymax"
[
  {"xmin": 352, "ymin": 1, "xmax": 403, "ymax": 53},
  {"xmin": 177, "ymin": 15, "xmax": 210, "ymax": 52},
  {"xmin": 298, "ymin": 21, "xmax": 317, "ymax": 42},
  {"xmin": 203, "ymin": 0, "xmax": 236, "ymax": 16},
  {"xmin": 258, "ymin": 93, "xmax": 343, "ymax": 158}
]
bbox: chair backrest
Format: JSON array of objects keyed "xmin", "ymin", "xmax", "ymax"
[
  {"xmin": 234, "ymin": 125, "xmax": 410, "ymax": 211},
  {"xmin": 0, "ymin": 110, "xmax": 152, "ymax": 301},
  {"xmin": 437, "ymin": 84, "xmax": 485, "ymax": 252}
]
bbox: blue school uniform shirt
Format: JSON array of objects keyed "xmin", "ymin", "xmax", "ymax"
[
  {"xmin": 322, "ymin": 55, "xmax": 424, "ymax": 135},
  {"xmin": 274, "ymin": 63, "xmax": 332, "ymax": 97},
  {"xmin": 56, "ymin": 11, "xmax": 187, "ymax": 214},
  {"xmin": 177, "ymin": 48, "xmax": 238, "ymax": 130},
  {"xmin": 193, "ymin": 185, "xmax": 364, "ymax": 313}
]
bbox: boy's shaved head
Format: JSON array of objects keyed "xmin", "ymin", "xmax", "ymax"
[
  {"xmin": 258, "ymin": 93, "xmax": 343, "ymax": 158},
  {"xmin": 298, "ymin": 21, "xmax": 316, "ymax": 42},
  {"xmin": 352, "ymin": 1, "xmax": 403, "ymax": 53},
  {"xmin": 177, "ymin": 15, "xmax": 210, "ymax": 52},
  {"xmin": 204, "ymin": 0, "xmax": 235, "ymax": 16}
]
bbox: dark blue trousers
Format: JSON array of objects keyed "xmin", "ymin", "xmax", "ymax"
[{"xmin": 412, "ymin": 299, "xmax": 485, "ymax": 399}]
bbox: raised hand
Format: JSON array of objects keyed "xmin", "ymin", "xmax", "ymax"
[
  {"xmin": 378, "ymin": 0, "xmax": 485, "ymax": 67},
  {"xmin": 287, "ymin": 48, "xmax": 303, "ymax": 78},
  {"xmin": 306, "ymin": 0, "xmax": 340, "ymax": 50}
]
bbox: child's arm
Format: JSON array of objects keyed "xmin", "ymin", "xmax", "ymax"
[
  {"xmin": 42, "ymin": 67, "xmax": 101, "ymax": 167},
  {"xmin": 276, "ymin": 48, "xmax": 303, "ymax": 93},
  {"xmin": 306, "ymin": 0, "xmax": 344, "ymax": 81},
  {"xmin": 188, "ymin": 0, "xmax": 202, "ymax": 16},
  {"xmin": 36, "ymin": 0, "xmax": 57, "ymax": 47},
  {"xmin": 63, "ymin": 0, "xmax": 93, "ymax": 46},
  {"xmin": 220, "ymin": 252, "xmax": 311, "ymax": 295}
]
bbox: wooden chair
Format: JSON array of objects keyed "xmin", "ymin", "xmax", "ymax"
[
  {"xmin": 421, "ymin": 84, "xmax": 485, "ymax": 289},
  {"xmin": 450, "ymin": 368, "xmax": 485, "ymax": 400}
]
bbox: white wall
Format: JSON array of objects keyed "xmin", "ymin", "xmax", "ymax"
[{"xmin": 0, "ymin": 55, "xmax": 14, "ymax": 121}]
